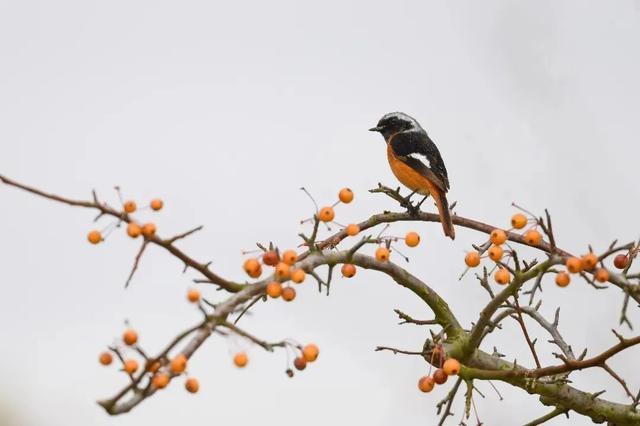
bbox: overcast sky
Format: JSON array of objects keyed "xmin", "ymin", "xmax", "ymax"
[{"xmin": 1, "ymin": 1, "xmax": 639, "ymax": 425}]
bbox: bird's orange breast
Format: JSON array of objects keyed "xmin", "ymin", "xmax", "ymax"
[{"xmin": 386, "ymin": 143, "xmax": 431, "ymax": 196}]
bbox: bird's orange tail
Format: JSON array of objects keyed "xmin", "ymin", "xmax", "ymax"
[{"xmin": 432, "ymin": 189, "xmax": 455, "ymax": 240}]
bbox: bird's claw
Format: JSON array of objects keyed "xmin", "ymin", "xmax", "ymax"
[
  {"xmin": 404, "ymin": 194, "xmax": 429, "ymax": 217},
  {"xmin": 404, "ymin": 200, "xmax": 421, "ymax": 216},
  {"xmin": 401, "ymin": 197, "xmax": 418, "ymax": 215}
]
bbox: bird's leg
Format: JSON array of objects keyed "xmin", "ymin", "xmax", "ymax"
[
  {"xmin": 401, "ymin": 190, "xmax": 417, "ymax": 209},
  {"xmin": 403, "ymin": 191, "xmax": 427, "ymax": 216},
  {"xmin": 415, "ymin": 195, "xmax": 430, "ymax": 210}
]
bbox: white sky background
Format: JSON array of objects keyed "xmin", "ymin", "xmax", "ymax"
[{"xmin": 1, "ymin": 1, "xmax": 639, "ymax": 425}]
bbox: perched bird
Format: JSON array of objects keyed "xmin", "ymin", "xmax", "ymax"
[{"xmin": 369, "ymin": 112, "xmax": 455, "ymax": 239}]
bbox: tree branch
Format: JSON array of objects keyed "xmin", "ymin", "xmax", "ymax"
[
  {"xmin": 523, "ymin": 406, "xmax": 568, "ymax": 426},
  {"xmin": 4, "ymin": 176, "xmax": 639, "ymax": 424}
]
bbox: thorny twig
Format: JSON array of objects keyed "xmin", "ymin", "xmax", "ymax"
[
  {"xmin": 523, "ymin": 406, "xmax": 568, "ymax": 426},
  {"xmin": 511, "ymin": 294, "xmax": 541, "ymax": 368},
  {"xmin": 125, "ymin": 241, "xmax": 148, "ymax": 288},
  {"xmin": 394, "ymin": 309, "xmax": 438, "ymax": 325},
  {"xmin": 437, "ymin": 377, "xmax": 463, "ymax": 426},
  {"xmin": 374, "ymin": 346, "xmax": 424, "ymax": 356}
]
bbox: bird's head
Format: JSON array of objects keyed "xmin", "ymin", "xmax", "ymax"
[{"xmin": 369, "ymin": 112, "xmax": 421, "ymax": 140}]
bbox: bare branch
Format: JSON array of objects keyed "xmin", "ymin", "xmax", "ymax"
[
  {"xmin": 165, "ymin": 225, "xmax": 204, "ymax": 244},
  {"xmin": 437, "ymin": 377, "xmax": 462, "ymax": 425},
  {"xmin": 512, "ymin": 294, "xmax": 541, "ymax": 368},
  {"xmin": 394, "ymin": 309, "xmax": 438, "ymax": 325},
  {"xmin": 0, "ymin": 175, "xmax": 243, "ymax": 292},
  {"xmin": 523, "ymin": 406, "xmax": 568, "ymax": 426},
  {"xmin": 462, "ymin": 333, "xmax": 640, "ymax": 381},
  {"xmin": 125, "ymin": 241, "xmax": 148, "ymax": 288},
  {"xmin": 374, "ymin": 346, "xmax": 424, "ymax": 356},
  {"xmin": 221, "ymin": 322, "xmax": 287, "ymax": 352}
]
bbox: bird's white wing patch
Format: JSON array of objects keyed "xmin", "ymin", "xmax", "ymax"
[{"xmin": 408, "ymin": 154, "xmax": 431, "ymax": 169}]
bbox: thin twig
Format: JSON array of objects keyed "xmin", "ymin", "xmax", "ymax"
[
  {"xmin": 437, "ymin": 377, "xmax": 463, "ymax": 426},
  {"xmin": 233, "ymin": 295, "xmax": 262, "ymax": 325},
  {"xmin": 523, "ymin": 406, "xmax": 568, "ymax": 426},
  {"xmin": 221, "ymin": 322, "xmax": 286, "ymax": 352},
  {"xmin": 125, "ymin": 241, "xmax": 148, "ymax": 288},
  {"xmin": 374, "ymin": 346, "xmax": 424, "ymax": 355},
  {"xmin": 165, "ymin": 225, "xmax": 204, "ymax": 244},
  {"xmin": 512, "ymin": 294, "xmax": 541, "ymax": 368},
  {"xmin": 394, "ymin": 309, "xmax": 438, "ymax": 325}
]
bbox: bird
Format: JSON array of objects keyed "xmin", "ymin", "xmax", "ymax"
[{"xmin": 369, "ymin": 112, "xmax": 455, "ymax": 240}]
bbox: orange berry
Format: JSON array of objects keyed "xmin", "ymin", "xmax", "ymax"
[
  {"xmin": 614, "ymin": 254, "xmax": 629, "ymax": 269},
  {"xmin": 127, "ymin": 223, "xmax": 142, "ymax": 238},
  {"xmin": 293, "ymin": 356, "xmax": 307, "ymax": 371},
  {"xmin": 511, "ymin": 213, "xmax": 527, "ymax": 229},
  {"xmin": 99, "ymin": 351, "xmax": 113, "ymax": 366},
  {"xmin": 524, "ymin": 229, "xmax": 542, "ymax": 245},
  {"xmin": 248, "ymin": 264, "xmax": 262, "ymax": 279},
  {"xmin": 275, "ymin": 262, "xmax": 290, "ymax": 280},
  {"xmin": 318, "ymin": 206, "xmax": 335, "ymax": 222},
  {"xmin": 375, "ymin": 247, "xmax": 390, "ymax": 262},
  {"xmin": 243, "ymin": 258, "xmax": 261, "ymax": 277},
  {"xmin": 302, "ymin": 344, "xmax": 319, "ymax": 362},
  {"xmin": 465, "ymin": 252, "xmax": 481, "ymax": 268},
  {"xmin": 341, "ymin": 264, "xmax": 356, "ymax": 278},
  {"xmin": 555, "ymin": 272, "xmax": 570, "ymax": 287},
  {"xmin": 595, "ymin": 268, "xmax": 610, "ymax": 283},
  {"xmin": 170, "ymin": 354, "xmax": 187, "ymax": 374},
  {"xmin": 405, "ymin": 231, "xmax": 420, "ymax": 247},
  {"xmin": 433, "ymin": 369, "xmax": 448, "ymax": 385},
  {"xmin": 262, "ymin": 250, "xmax": 279, "ymax": 266},
  {"xmin": 233, "ymin": 352, "xmax": 248, "ymax": 368},
  {"xmin": 488, "ymin": 245, "xmax": 504, "ymax": 262},
  {"xmin": 123, "ymin": 200, "xmax": 137, "ymax": 214},
  {"xmin": 581, "ymin": 253, "xmax": 598, "ymax": 271},
  {"xmin": 281, "ymin": 286, "xmax": 296, "ymax": 302},
  {"xmin": 494, "ymin": 268, "xmax": 510, "ymax": 285},
  {"xmin": 338, "ymin": 188, "xmax": 354, "ymax": 204},
  {"xmin": 141, "ymin": 223, "xmax": 156, "ymax": 237},
  {"xmin": 185, "ymin": 377, "xmax": 199, "ymax": 393},
  {"xmin": 442, "ymin": 358, "xmax": 461, "ymax": 376},
  {"xmin": 150, "ymin": 198, "xmax": 164, "ymax": 211},
  {"xmin": 418, "ymin": 376, "xmax": 435, "ymax": 393},
  {"xmin": 187, "ymin": 288, "xmax": 201, "ymax": 303},
  {"xmin": 152, "ymin": 373, "xmax": 170, "ymax": 389},
  {"xmin": 490, "ymin": 229, "xmax": 507, "ymax": 245},
  {"xmin": 87, "ymin": 230, "xmax": 102, "ymax": 244},
  {"xmin": 291, "ymin": 268, "xmax": 306, "ymax": 284},
  {"xmin": 123, "ymin": 329, "xmax": 138, "ymax": 346},
  {"xmin": 147, "ymin": 360, "xmax": 161, "ymax": 373},
  {"xmin": 346, "ymin": 224, "xmax": 360, "ymax": 236},
  {"xmin": 266, "ymin": 281, "xmax": 282, "ymax": 298},
  {"xmin": 123, "ymin": 359, "xmax": 139, "ymax": 374},
  {"xmin": 566, "ymin": 257, "xmax": 583, "ymax": 274},
  {"xmin": 282, "ymin": 250, "xmax": 298, "ymax": 265}
]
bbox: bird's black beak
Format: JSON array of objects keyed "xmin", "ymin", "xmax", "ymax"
[{"xmin": 369, "ymin": 126, "xmax": 383, "ymax": 132}]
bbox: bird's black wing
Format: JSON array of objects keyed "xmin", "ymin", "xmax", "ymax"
[{"xmin": 390, "ymin": 131, "xmax": 450, "ymax": 192}]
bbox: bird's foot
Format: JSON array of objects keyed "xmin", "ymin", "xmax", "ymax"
[
  {"xmin": 406, "ymin": 204, "xmax": 419, "ymax": 216},
  {"xmin": 406, "ymin": 195, "xmax": 430, "ymax": 217},
  {"xmin": 400, "ymin": 192, "xmax": 420, "ymax": 215},
  {"xmin": 399, "ymin": 190, "xmax": 416, "ymax": 207},
  {"xmin": 415, "ymin": 195, "xmax": 430, "ymax": 210}
]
